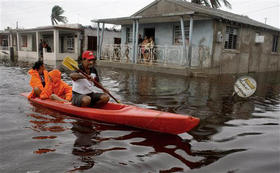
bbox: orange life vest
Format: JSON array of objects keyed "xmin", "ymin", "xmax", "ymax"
[
  {"xmin": 40, "ymin": 69, "xmax": 72, "ymax": 101},
  {"xmin": 28, "ymin": 69, "xmax": 49, "ymax": 99}
]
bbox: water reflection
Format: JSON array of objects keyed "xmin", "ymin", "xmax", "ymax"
[
  {"xmin": 27, "ymin": 67, "xmax": 280, "ymax": 172},
  {"xmin": 70, "ymin": 120, "xmax": 128, "ymax": 171},
  {"xmin": 27, "ymin": 103, "xmax": 69, "ymax": 133}
]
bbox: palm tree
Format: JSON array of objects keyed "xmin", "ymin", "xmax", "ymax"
[
  {"xmin": 191, "ymin": 0, "xmax": 231, "ymax": 9},
  {"xmin": 51, "ymin": 5, "xmax": 68, "ymax": 25}
]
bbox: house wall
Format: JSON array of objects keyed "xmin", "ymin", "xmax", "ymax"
[
  {"xmin": 212, "ymin": 20, "xmax": 280, "ymax": 74},
  {"xmin": 121, "ymin": 20, "xmax": 213, "ymax": 67},
  {"xmin": 20, "ymin": 34, "xmax": 34, "ymax": 52},
  {"xmin": 84, "ymin": 28, "xmax": 121, "ymax": 52},
  {"xmin": 18, "ymin": 51, "xmax": 38, "ymax": 62},
  {"xmin": 60, "ymin": 34, "xmax": 75, "ymax": 53},
  {"xmin": 191, "ymin": 20, "xmax": 213, "ymax": 68}
]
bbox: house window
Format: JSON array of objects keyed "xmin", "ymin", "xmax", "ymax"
[
  {"xmin": 174, "ymin": 24, "xmax": 189, "ymax": 45},
  {"xmin": 126, "ymin": 28, "xmax": 132, "ymax": 43},
  {"xmin": 22, "ymin": 35, "xmax": 27, "ymax": 47},
  {"xmin": 272, "ymin": 35, "xmax": 279, "ymax": 52},
  {"xmin": 67, "ymin": 36, "xmax": 74, "ymax": 50},
  {"xmin": 224, "ymin": 26, "xmax": 238, "ymax": 49}
]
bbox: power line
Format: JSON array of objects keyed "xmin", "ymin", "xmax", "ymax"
[{"xmin": 243, "ymin": 5, "xmax": 280, "ymax": 14}]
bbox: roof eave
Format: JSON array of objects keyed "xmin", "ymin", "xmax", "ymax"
[{"xmin": 92, "ymin": 11, "xmax": 196, "ymax": 25}]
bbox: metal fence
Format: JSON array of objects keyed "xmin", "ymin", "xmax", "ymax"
[{"xmin": 101, "ymin": 44, "xmax": 189, "ymax": 66}]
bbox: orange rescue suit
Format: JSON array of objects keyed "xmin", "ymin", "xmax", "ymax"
[
  {"xmin": 40, "ymin": 69, "xmax": 72, "ymax": 101},
  {"xmin": 28, "ymin": 69, "xmax": 50, "ymax": 99}
]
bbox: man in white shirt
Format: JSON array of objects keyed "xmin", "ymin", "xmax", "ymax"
[{"xmin": 70, "ymin": 50, "xmax": 109, "ymax": 107}]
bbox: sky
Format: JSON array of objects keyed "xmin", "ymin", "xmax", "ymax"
[{"xmin": 0, "ymin": 0, "xmax": 279, "ymax": 30}]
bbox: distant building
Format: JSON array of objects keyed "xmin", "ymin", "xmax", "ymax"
[
  {"xmin": 94, "ymin": 0, "xmax": 280, "ymax": 75},
  {"xmin": 0, "ymin": 24, "xmax": 121, "ymax": 66},
  {"xmin": 0, "ymin": 28, "xmax": 17, "ymax": 58}
]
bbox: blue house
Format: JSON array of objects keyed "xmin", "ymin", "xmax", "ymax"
[{"xmin": 94, "ymin": 0, "xmax": 280, "ymax": 75}]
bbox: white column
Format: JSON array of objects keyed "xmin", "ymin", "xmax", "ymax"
[
  {"xmin": 96, "ymin": 22, "xmax": 100, "ymax": 60},
  {"xmin": 188, "ymin": 15, "xmax": 193, "ymax": 67},
  {"xmin": 16, "ymin": 32, "xmax": 20, "ymax": 51},
  {"xmin": 180, "ymin": 16, "xmax": 186, "ymax": 66},
  {"xmin": 134, "ymin": 19, "xmax": 139, "ymax": 64},
  {"xmin": 36, "ymin": 31, "xmax": 39, "ymax": 60},
  {"xmin": 53, "ymin": 29, "xmax": 59, "ymax": 61},
  {"xmin": 77, "ymin": 31, "xmax": 82, "ymax": 58},
  {"xmin": 99, "ymin": 23, "xmax": 105, "ymax": 60},
  {"xmin": 131, "ymin": 20, "xmax": 136, "ymax": 63}
]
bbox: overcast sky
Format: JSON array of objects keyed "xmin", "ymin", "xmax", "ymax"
[{"xmin": 0, "ymin": 0, "xmax": 279, "ymax": 30}]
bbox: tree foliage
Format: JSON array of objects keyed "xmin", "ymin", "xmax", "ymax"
[
  {"xmin": 51, "ymin": 5, "xmax": 68, "ymax": 25},
  {"xmin": 191, "ymin": 0, "xmax": 231, "ymax": 9}
]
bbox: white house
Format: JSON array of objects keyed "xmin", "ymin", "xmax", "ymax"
[{"xmin": 1, "ymin": 24, "xmax": 121, "ymax": 66}]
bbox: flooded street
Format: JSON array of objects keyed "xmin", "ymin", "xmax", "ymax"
[{"xmin": 0, "ymin": 62, "xmax": 279, "ymax": 173}]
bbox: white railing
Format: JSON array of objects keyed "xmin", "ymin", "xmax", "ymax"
[
  {"xmin": 0, "ymin": 46, "xmax": 9, "ymax": 50},
  {"xmin": 101, "ymin": 44, "xmax": 133, "ymax": 63},
  {"xmin": 101, "ymin": 44, "xmax": 189, "ymax": 66}
]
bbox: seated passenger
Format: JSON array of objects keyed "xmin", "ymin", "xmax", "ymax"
[
  {"xmin": 40, "ymin": 69, "xmax": 72, "ymax": 102},
  {"xmin": 28, "ymin": 61, "xmax": 49, "ymax": 99}
]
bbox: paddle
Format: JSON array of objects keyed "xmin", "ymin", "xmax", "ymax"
[{"xmin": 62, "ymin": 56, "xmax": 121, "ymax": 103}]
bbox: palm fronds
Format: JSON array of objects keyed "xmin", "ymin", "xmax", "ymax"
[{"xmin": 51, "ymin": 5, "xmax": 68, "ymax": 25}]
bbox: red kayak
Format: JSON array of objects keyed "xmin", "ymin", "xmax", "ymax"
[{"xmin": 21, "ymin": 92, "xmax": 199, "ymax": 135}]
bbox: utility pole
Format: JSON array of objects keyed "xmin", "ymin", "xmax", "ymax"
[
  {"xmin": 16, "ymin": 21, "xmax": 18, "ymax": 29},
  {"xmin": 77, "ymin": 13, "xmax": 80, "ymax": 23},
  {"xmin": 264, "ymin": 17, "xmax": 267, "ymax": 24}
]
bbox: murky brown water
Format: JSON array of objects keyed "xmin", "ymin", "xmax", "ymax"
[{"xmin": 0, "ymin": 61, "xmax": 279, "ymax": 173}]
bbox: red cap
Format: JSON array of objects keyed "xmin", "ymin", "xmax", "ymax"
[{"xmin": 82, "ymin": 50, "xmax": 95, "ymax": 60}]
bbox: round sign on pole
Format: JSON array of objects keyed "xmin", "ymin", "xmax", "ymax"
[{"xmin": 234, "ymin": 76, "xmax": 257, "ymax": 98}]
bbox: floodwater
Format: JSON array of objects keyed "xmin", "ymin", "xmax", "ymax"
[{"xmin": 0, "ymin": 61, "xmax": 279, "ymax": 173}]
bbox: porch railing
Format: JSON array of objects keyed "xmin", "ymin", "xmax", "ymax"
[
  {"xmin": 0, "ymin": 46, "xmax": 9, "ymax": 50},
  {"xmin": 100, "ymin": 44, "xmax": 189, "ymax": 66}
]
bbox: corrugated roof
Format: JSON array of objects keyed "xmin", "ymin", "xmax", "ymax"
[
  {"xmin": 171, "ymin": 0, "xmax": 280, "ymax": 31},
  {"xmin": 95, "ymin": 0, "xmax": 280, "ymax": 32}
]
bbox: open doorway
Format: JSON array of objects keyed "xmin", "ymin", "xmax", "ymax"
[
  {"xmin": 144, "ymin": 28, "xmax": 155, "ymax": 40},
  {"xmin": 88, "ymin": 36, "xmax": 97, "ymax": 51}
]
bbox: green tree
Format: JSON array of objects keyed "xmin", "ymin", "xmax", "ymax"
[
  {"xmin": 51, "ymin": 5, "xmax": 68, "ymax": 25},
  {"xmin": 191, "ymin": 0, "xmax": 231, "ymax": 9}
]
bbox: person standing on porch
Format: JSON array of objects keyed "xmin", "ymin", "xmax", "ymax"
[
  {"xmin": 138, "ymin": 34, "xmax": 143, "ymax": 45},
  {"xmin": 138, "ymin": 34, "xmax": 144, "ymax": 61},
  {"xmin": 141, "ymin": 36, "xmax": 149, "ymax": 63},
  {"xmin": 39, "ymin": 39, "xmax": 43, "ymax": 59},
  {"xmin": 147, "ymin": 37, "xmax": 155, "ymax": 62},
  {"xmin": 70, "ymin": 50, "xmax": 109, "ymax": 108}
]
